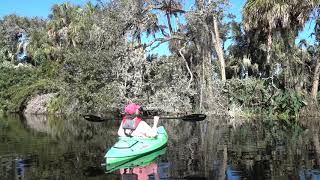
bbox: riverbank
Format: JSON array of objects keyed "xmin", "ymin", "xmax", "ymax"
[
  {"xmin": 0, "ymin": 61, "xmax": 318, "ymax": 121},
  {"xmin": 8, "ymin": 76, "xmax": 319, "ymax": 123}
]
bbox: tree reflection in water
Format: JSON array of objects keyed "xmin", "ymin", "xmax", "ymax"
[{"xmin": 0, "ymin": 114, "xmax": 320, "ymax": 179}]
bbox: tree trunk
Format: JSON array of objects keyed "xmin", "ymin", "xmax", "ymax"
[
  {"xmin": 266, "ymin": 28, "xmax": 272, "ymax": 65},
  {"xmin": 213, "ymin": 16, "xmax": 226, "ymax": 81},
  {"xmin": 166, "ymin": 13, "xmax": 173, "ymax": 34},
  {"xmin": 311, "ymin": 59, "xmax": 320, "ymax": 99}
]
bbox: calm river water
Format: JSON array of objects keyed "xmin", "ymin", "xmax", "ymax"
[{"xmin": 0, "ymin": 114, "xmax": 319, "ymax": 179}]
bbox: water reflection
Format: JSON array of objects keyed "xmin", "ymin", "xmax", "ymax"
[
  {"xmin": 105, "ymin": 148, "xmax": 169, "ymax": 179},
  {"xmin": 0, "ymin": 114, "xmax": 116, "ymax": 180},
  {"xmin": 0, "ymin": 114, "xmax": 320, "ymax": 179},
  {"xmin": 118, "ymin": 161, "xmax": 165, "ymax": 180}
]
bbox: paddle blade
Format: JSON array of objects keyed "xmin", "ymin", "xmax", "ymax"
[
  {"xmin": 181, "ymin": 114, "xmax": 206, "ymax": 121},
  {"xmin": 83, "ymin": 114, "xmax": 105, "ymax": 122}
]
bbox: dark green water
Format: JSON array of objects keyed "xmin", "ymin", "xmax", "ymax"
[{"xmin": 0, "ymin": 114, "xmax": 319, "ymax": 180}]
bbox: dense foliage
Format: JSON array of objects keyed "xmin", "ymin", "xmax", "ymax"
[{"xmin": 0, "ymin": 0, "xmax": 319, "ymax": 120}]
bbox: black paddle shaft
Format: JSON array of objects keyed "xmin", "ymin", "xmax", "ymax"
[{"xmin": 83, "ymin": 114, "xmax": 206, "ymax": 122}]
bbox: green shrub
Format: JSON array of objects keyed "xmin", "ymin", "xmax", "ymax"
[
  {"xmin": 5, "ymin": 79, "xmax": 56, "ymax": 112},
  {"xmin": 32, "ymin": 49, "xmax": 48, "ymax": 65},
  {"xmin": 271, "ymin": 90, "xmax": 306, "ymax": 120},
  {"xmin": 225, "ymin": 78, "xmax": 270, "ymax": 108},
  {"xmin": 47, "ymin": 96, "xmax": 64, "ymax": 114},
  {"xmin": 0, "ymin": 61, "xmax": 59, "ymax": 112},
  {"xmin": 225, "ymin": 78, "xmax": 306, "ymax": 121}
]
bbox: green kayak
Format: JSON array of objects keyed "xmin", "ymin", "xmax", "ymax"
[
  {"xmin": 105, "ymin": 126, "xmax": 168, "ymax": 169},
  {"xmin": 107, "ymin": 146, "xmax": 167, "ymax": 172}
]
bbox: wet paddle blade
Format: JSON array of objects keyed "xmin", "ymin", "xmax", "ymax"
[
  {"xmin": 83, "ymin": 115, "xmax": 107, "ymax": 122},
  {"xmin": 180, "ymin": 114, "xmax": 206, "ymax": 121}
]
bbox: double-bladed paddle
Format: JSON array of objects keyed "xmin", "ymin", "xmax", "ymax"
[{"xmin": 83, "ymin": 113, "xmax": 206, "ymax": 122}]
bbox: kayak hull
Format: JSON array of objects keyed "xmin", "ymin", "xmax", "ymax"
[
  {"xmin": 106, "ymin": 147, "xmax": 167, "ymax": 172},
  {"xmin": 105, "ymin": 126, "xmax": 168, "ymax": 169}
]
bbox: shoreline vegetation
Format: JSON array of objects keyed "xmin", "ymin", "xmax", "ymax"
[{"xmin": 0, "ymin": 1, "xmax": 320, "ymax": 121}]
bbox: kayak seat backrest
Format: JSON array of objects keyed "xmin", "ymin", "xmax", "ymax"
[{"xmin": 114, "ymin": 140, "xmax": 138, "ymax": 149}]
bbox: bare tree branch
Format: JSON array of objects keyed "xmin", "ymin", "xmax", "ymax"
[{"xmin": 179, "ymin": 44, "xmax": 193, "ymax": 89}]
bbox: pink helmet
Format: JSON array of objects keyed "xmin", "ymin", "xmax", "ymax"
[{"xmin": 124, "ymin": 103, "xmax": 141, "ymax": 115}]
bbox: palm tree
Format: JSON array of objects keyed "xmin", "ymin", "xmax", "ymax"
[
  {"xmin": 243, "ymin": 0, "xmax": 319, "ymax": 70},
  {"xmin": 47, "ymin": 2, "xmax": 83, "ymax": 47},
  {"xmin": 154, "ymin": 0, "xmax": 185, "ymax": 34},
  {"xmin": 124, "ymin": 1, "xmax": 165, "ymax": 46},
  {"xmin": 68, "ymin": 4, "xmax": 94, "ymax": 48},
  {"xmin": 145, "ymin": 13, "xmax": 168, "ymax": 38},
  {"xmin": 47, "ymin": 4, "xmax": 67, "ymax": 45}
]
